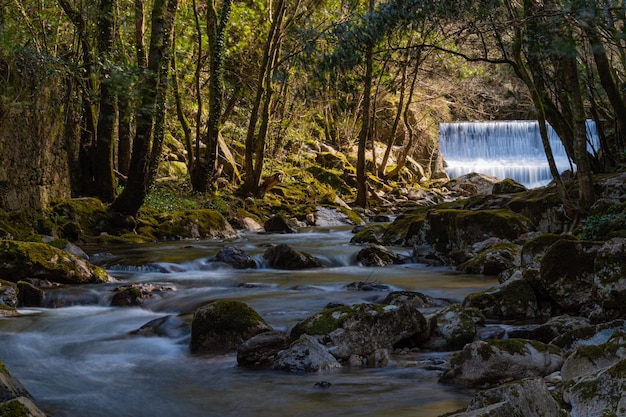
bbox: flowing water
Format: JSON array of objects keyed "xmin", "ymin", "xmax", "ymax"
[
  {"xmin": 439, "ymin": 120, "xmax": 599, "ymax": 188},
  {"xmin": 0, "ymin": 227, "xmax": 498, "ymax": 417}
]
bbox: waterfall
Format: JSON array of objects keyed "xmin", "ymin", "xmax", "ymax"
[{"xmin": 438, "ymin": 120, "xmax": 599, "ymax": 188}]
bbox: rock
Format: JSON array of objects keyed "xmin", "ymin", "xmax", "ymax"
[
  {"xmin": 561, "ymin": 330, "xmax": 626, "ymax": 381},
  {"xmin": 237, "ymin": 330, "xmax": 291, "ymax": 369},
  {"xmin": 16, "ymin": 281, "xmax": 44, "ymax": 307},
  {"xmin": 440, "ymin": 339, "xmax": 563, "ymax": 387},
  {"xmin": 129, "ymin": 315, "xmax": 188, "ymax": 338},
  {"xmin": 290, "ymin": 303, "xmax": 430, "ymax": 363},
  {"xmin": 263, "ymin": 244, "xmax": 323, "ymax": 270},
  {"xmin": 0, "ymin": 360, "xmax": 32, "ymax": 402},
  {"xmin": 526, "ymin": 315, "xmax": 591, "ymax": 344},
  {"xmin": 0, "ymin": 280, "xmax": 17, "ymax": 308},
  {"xmin": 110, "ymin": 283, "xmax": 174, "ymax": 307},
  {"xmin": 419, "ymin": 304, "xmax": 482, "ymax": 351},
  {"xmin": 151, "ymin": 209, "xmax": 237, "ymax": 240},
  {"xmin": 240, "ymin": 216, "xmax": 263, "ymax": 232},
  {"xmin": 492, "ymin": 178, "xmax": 527, "ymax": 194},
  {"xmin": 350, "ymin": 225, "xmax": 387, "ymax": 244},
  {"xmin": 463, "ymin": 277, "xmax": 539, "ymax": 321},
  {"xmin": 563, "ymin": 358, "xmax": 626, "ymax": 417},
  {"xmin": 264, "ymin": 215, "xmax": 297, "ymax": 234},
  {"xmin": 550, "ymin": 320, "xmax": 626, "ymax": 352},
  {"xmin": 457, "ymin": 242, "xmax": 521, "ymax": 275},
  {"xmin": 0, "ymin": 397, "xmax": 48, "ymax": 417},
  {"xmin": 345, "ymin": 281, "xmax": 391, "ymax": 292},
  {"xmin": 452, "ymin": 378, "xmax": 561, "ymax": 417},
  {"xmin": 354, "ymin": 244, "xmax": 406, "ymax": 267},
  {"xmin": 189, "ymin": 300, "xmax": 272, "ymax": 353},
  {"xmin": 593, "ymin": 237, "xmax": 626, "ymax": 320},
  {"xmin": 313, "ymin": 207, "xmax": 356, "ymax": 227},
  {"xmin": 539, "ymin": 239, "xmax": 603, "ymax": 314},
  {"xmin": 382, "ymin": 291, "xmax": 445, "ymax": 309},
  {"xmin": 0, "ymin": 240, "xmax": 112, "ymax": 284},
  {"xmin": 271, "ymin": 334, "xmax": 342, "ymax": 372},
  {"xmin": 213, "ymin": 245, "xmax": 257, "ymax": 269},
  {"xmin": 520, "ymin": 234, "xmax": 578, "ymax": 268},
  {"xmin": 445, "ymin": 173, "xmax": 500, "ymax": 196}
]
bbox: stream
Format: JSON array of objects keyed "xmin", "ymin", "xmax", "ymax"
[{"xmin": 0, "ymin": 226, "xmax": 498, "ymax": 417}]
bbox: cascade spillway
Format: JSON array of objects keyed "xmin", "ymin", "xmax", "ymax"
[{"xmin": 438, "ymin": 120, "xmax": 598, "ymax": 188}]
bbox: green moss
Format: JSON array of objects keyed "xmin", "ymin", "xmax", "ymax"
[
  {"xmin": 0, "ymin": 360, "xmax": 8, "ymax": 374},
  {"xmin": 290, "ymin": 304, "xmax": 388, "ymax": 339},
  {"xmin": 193, "ymin": 300, "xmax": 267, "ymax": 334},
  {"xmin": 0, "ymin": 399, "xmax": 30, "ymax": 417},
  {"xmin": 351, "ymin": 225, "xmax": 387, "ymax": 244}
]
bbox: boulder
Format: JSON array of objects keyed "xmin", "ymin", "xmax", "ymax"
[
  {"xmin": 290, "ymin": 303, "xmax": 430, "ymax": 363},
  {"xmin": 419, "ymin": 304, "xmax": 482, "ymax": 351},
  {"xmin": 0, "ymin": 240, "xmax": 112, "ymax": 285},
  {"xmin": 237, "ymin": 330, "xmax": 291, "ymax": 369},
  {"xmin": 150, "ymin": 209, "xmax": 237, "ymax": 240},
  {"xmin": 561, "ymin": 330, "xmax": 626, "ymax": 381},
  {"xmin": 350, "ymin": 224, "xmax": 387, "ymax": 244},
  {"xmin": 449, "ymin": 378, "xmax": 561, "ymax": 417},
  {"xmin": 445, "ymin": 173, "xmax": 500, "ymax": 196},
  {"xmin": 354, "ymin": 244, "xmax": 406, "ymax": 267},
  {"xmin": 563, "ymin": 358, "xmax": 626, "ymax": 417},
  {"xmin": 382, "ymin": 291, "xmax": 445, "ymax": 310},
  {"xmin": 550, "ymin": 319, "xmax": 626, "ymax": 352},
  {"xmin": 457, "ymin": 242, "xmax": 521, "ymax": 275},
  {"xmin": 16, "ymin": 281, "xmax": 44, "ymax": 307},
  {"xmin": 539, "ymin": 239, "xmax": 603, "ymax": 314},
  {"xmin": 526, "ymin": 315, "xmax": 591, "ymax": 344},
  {"xmin": 189, "ymin": 300, "xmax": 271, "ymax": 353},
  {"xmin": 213, "ymin": 245, "xmax": 257, "ymax": 269},
  {"xmin": 271, "ymin": 334, "xmax": 341, "ymax": 372},
  {"xmin": 0, "ymin": 280, "xmax": 17, "ymax": 308},
  {"xmin": 593, "ymin": 237, "xmax": 626, "ymax": 320},
  {"xmin": 129, "ymin": 315, "xmax": 188, "ymax": 338},
  {"xmin": 110, "ymin": 283, "xmax": 174, "ymax": 307},
  {"xmin": 440, "ymin": 339, "xmax": 563, "ymax": 387},
  {"xmin": 0, "ymin": 360, "xmax": 32, "ymax": 402},
  {"xmin": 463, "ymin": 277, "xmax": 539, "ymax": 321},
  {"xmin": 263, "ymin": 244, "xmax": 323, "ymax": 270},
  {"xmin": 0, "ymin": 397, "xmax": 48, "ymax": 417},
  {"xmin": 264, "ymin": 215, "xmax": 297, "ymax": 234},
  {"xmin": 492, "ymin": 178, "xmax": 527, "ymax": 195}
]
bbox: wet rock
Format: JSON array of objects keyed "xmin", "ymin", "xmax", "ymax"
[
  {"xmin": 492, "ymin": 178, "xmax": 527, "ymax": 195},
  {"xmin": 445, "ymin": 173, "xmax": 500, "ymax": 196},
  {"xmin": 350, "ymin": 224, "xmax": 387, "ymax": 244},
  {"xmin": 213, "ymin": 245, "xmax": 257, "ymax": 269},
  {"xmin": 449, "ymin": 378, "xmax": 561, "ymax": 417},
  {"xmin": 271, "ymin": 334, "xmax": 341, "ymax": 372},
  {"xmin": 0, "ymin": 361, "xmax": 32, "ymax": 403},
  {"xmin": 520, "ymin": 234, "xmax": 578, "ymax": 268},
  {"xmin": 313, "ymin": 207, "xmax": 356, "ymax": 227},
  {"xmin": 382, "ymin": 291, "xmax": 445, "ymax": 309},
  {"xmin": 550, "ymin": 319, "xmax": 626, "ymax": 352},
  {"xmin": 345, "ymin": 281, "xmax": 391, "ymax": 291},
  {"xmin": 151, "ymin": 209, "xmax": 237, "ymax": 240},
  {"xmin": 263, "ymin": 244, "xmax": 323, "ymax": 270},
  {"xmin": 0, "ymin": 280, "xmax": 17, "ymax": 309},
  {"xmin": 237, "ymin": 330, "xmax": 291, "ymax": 369},
  {"xmin": 263, "ymin": 215, "xmax": 297, "ymax": 234},
  {"xmin": 563, "ymin": 358, "xmax": 626, "ymax": 417},
  {"xmin": 129, "ymin": 315, "xmax": 188, "ymax": 338},
  {"xmin": 0, "ymin": 397, "xmax": 48, "ymax": 417},
  {"xmin": 526, "ymin": 315, "xmax": 591, "ymax": 344},
  {"xmin": 0, "ymin": 240, "xmax": 112, "ymax": 284},
  {"xmin": 593, "ymin": 237, "xmax": 626, "ymax": 320},
  {"xmin": 419, "ymin": 304, "xmax": 483, "ymax": 351},
  {"xmin": 354, "ymin": 244, "xmax": 406, "ymax": 267},
  {"xmin": 539, "ymin": 239, "xmax": 603, "ymax": 314},
  {"xmin": 290, "ymin": 303, "xmax": 430, "ymax": 363},
  {"xmin": 189, "ymin": 300, "xmax": 271, "ymax": 353},
  {"xmin": 16, "ymin": 281, "xmax": 44, "ymax": 307},
  {"xmin": 561, "ymin": 330, "xmax": 626, "ymax": 381},
  {"xmin": 110, "ymin": 283, "xmax": 174, "ymax": 307},
  {"xmin": 440, "ymin": 339, "xmax": 563, "ymax": 387},
  {"xmin": 463, "ymin": 277, "xmax": 539, "ymax": 321},
  {"xmin": 457, "ymin": 242, "xmax": 520, "ymax": 276}
]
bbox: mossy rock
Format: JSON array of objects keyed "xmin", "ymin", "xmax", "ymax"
[
  {"xmin": 189, "ymin": 299, "xmax": 271, "ymax": 353},
  {"xmin": 492, "ymin": 178, "xmax": 527, "ymax": 194},
  {"xmin": 48, "ymin": 197, "xmax": 110, "ymax": 241},
  {"xmin": 458, "ymin": 242, "xmax": 521, "ymax": 275},
  {"xmin": 351, "ymin": 225, "xmax": 387, "ymax": 244},
  {"xmin": 0, "ymin": 397, "xmax": 47, "ymax": 417},
  {"xmin": 0, "ymin": 240, "xmax": 111, "ymax": 285},
  {"xmin": 380, "ymin": 207, "xmax": 429, "ymax": 246},
  {"xmin": 463, "ymin": 277, "xmax": 539, "ymax": 321},
  {"xmin": 520, "ymin": 233, "xmax": 579, "ymax": 267},
  {"xmin": 306, "ymin": 166, "xmax": 353, "ymax": 196},
  {"xmin": 0, "ymin": 209, "xmax": 51, "ymax": 241},
  {"xmin": 149, "ymin": 209, "xmax": 236, "ymax": 240}
]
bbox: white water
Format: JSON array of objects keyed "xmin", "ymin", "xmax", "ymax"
[
  {"xmin": 439, "ymin": 120, "xmax": 599, "ymax": 188},
  {"xmin": 0, "ymin": 227, "xmax": 498, "ymax": 417}
]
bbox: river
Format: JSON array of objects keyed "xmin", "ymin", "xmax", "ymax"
[{"xmin": 0, "ymin": 226, "xmax": 498, "ymax": 417}]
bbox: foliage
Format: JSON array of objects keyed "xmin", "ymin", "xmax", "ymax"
[{"xmin": 576, "ymin": 213, "xmax": 626, "ymax": 241}]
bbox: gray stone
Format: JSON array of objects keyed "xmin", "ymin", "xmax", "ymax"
[{"xmin": 271, "ymin": 334, "xmax": 341, "ymax": 372}]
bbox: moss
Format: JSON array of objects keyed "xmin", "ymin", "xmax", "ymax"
[
  {"xmin": 0, "ymin": 360, "xmax": 8, "ymax": 374},
  {"xmin": 0, "ymin": 400, "xmax": 30, "ymax": 417},
  {"xmin": 150, "ymin": 209, "xmax": 230, "ymax": 239},
  {"xmin": 193, "ymin": 300, "xmax": 267, "ymax": 334},
  {"xmin": 290, "ymin": 304, "xmax": 387, "ymax": 339},
  {"xmin": 339, "ymin": 206, "xmax": 364, "ymax": 225},
  {"xmin": 381, "ymin": 208, "xmax": 428, "ymax": 245},
  {"xmin": 351, "ymin": 225, "xmax": 387, "ymax": 244}
]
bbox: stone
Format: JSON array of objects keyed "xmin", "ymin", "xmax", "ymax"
[
  {"xmin": 189, "ymin": 300, "xmax": 272, "ymax": 353},
  {"xmin": 350, "ymin": 225, "xmax": 387, "ymax": 244},
  {"xmin": 110, "ymin": 283, "xmax": 174, "ymax": 307},
  {"xmin": 419, "ymin": 304, "xmax": 482, "ymax": 351},
  {"xmin": 129, "ymin": 315, "xmax": 188, "ymax": 338},
  {"xmin": 213, "ymin": 245, "xmax": 257, "ymax": 269},
  {"xmin": 463, "ymin": 277, "xmax": 539, "ymax": 321},
  {"xmin": 382, "ymin": 291, "xmax": 445, "ymax": 309},
  {"xmin": 492, "ymin": 178, "xmax": 527, "ymax": 194},
  {"xmin": 561, "ymin": 330, "xmax": 626, "ymax": 381},
  {"xmin": 0, "ymin": 397, "xmax": 48, "ymax": 417},
  {"xmin": 0, "ymin": 360, "xmax": 32, "ymax": 402},
  {"xmin": 264, "ymin": 215, "xmax": 297, "ymax": 234},
  {"xmin": 237, "ymin": 330, "xmax": 291, "ymax": 369},
  {"xmin": 271, "ymin": 334, "xmax": 341, "ymax": 372},
  {"xmin": 526, "ymin": 315, "xmax": 591, "ymax": 344},
  {"xmin": 263, "ymin": 244, "xmax": 323, "ymax": 270},
  {"xmin": 354, "ymin": 244, "xmax": 406, "ymax": 267},
  {"xmin": 440, "ymin": 339, "xmax": 563, "ymax": 387},
  {"xmin": 16, "ymin": 281, "xmax": 44, "ymax": 307},
  {"xmin": 457, "ymin": 242, "xmax": 521, "ymax": 275},
  {"xmin": 445, "ymin": 173, "xmax": 500, "ymax": 196}
]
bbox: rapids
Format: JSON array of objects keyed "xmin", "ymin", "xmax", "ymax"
[{"xmin": 0, "ymin": 227, "xmax": 497, "ymax": 417}]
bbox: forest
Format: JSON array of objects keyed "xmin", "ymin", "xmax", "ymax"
[{"xmin": 1, "ymin": 0, "xmax": 625, "ymax": 218}]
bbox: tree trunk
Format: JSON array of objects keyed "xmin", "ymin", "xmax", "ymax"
[
  {"xmin": 356, "ymin": 39, "xmax": 373, "ymax": 207},
  {"xmin": 110, "ymin": 0, "xmax": 178, "ymax": 216}
]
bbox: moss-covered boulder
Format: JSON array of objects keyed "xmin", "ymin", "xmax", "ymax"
[
  {"xmin": 0, "ymin": 397, "xmax": 48, "ymax": 417},
  {"xmin": 354, "ymin": 244, "xmax": 406, "ymax": 267},
  {"xmin": 48, "ymin": 197, "xmax": 111, "ymax": 241},
  {"xmin": 561, "ymin": 330, "xmax": 626, "ymax": 381},
  {"xmin": 458, "ymin": 242, "xmax": 521, "ymax": 275},
  {"xmin": 237, "ymin": 330, "xmax": 291, "ymax": 369},
  {"xmin": 492, "ymin": 178, "xmax": 527, "ymax": 195},
  {"xmin": 110, "ymin": 283, "xmax": 174, "ymax": 307},
  {"xmin": 563, "ymin": 358, "xmax": 626, "ymax": 417},
  {"xmin": 440, "ymin": 339, "xmax": 563, "ymax": 387},
  {"xmin": 525, "ymin": 315, "xmax": 591, "ymax": 344},
  {"xmin": 16, "ymin": 281, "xmax": 44, "ymax": 307},
  {"xmin": 520, "ymin": 233, "xmax": 579, "ymax": 268},
  {"xmin": 147, "ymin": 209, "xmax": 237, "ymax": 240},
  {"xmin": 350, "ymin": 224, "xmax": 387, "ymax": 244},
  {"xmin": 0, "ymin": 360, "xmax": 33, "ymax": 403},
  {"xmin": 213, "ymin": 245, "xmax": 257, "ymax": 269},
  {"xmin": 538, "ymin": 239, "xmax": 603, "ymax": 314},
  {"xmin": 419, "ymin": 304, "xmax": 483, "ymax": 351},
  {"xmin": 463, "ymin": 277, "xmax": 540, "ymax": 321},
  {"xmin": 290, "ymin": 303, "xmax": 430, "ymax": 363},
  {"xmin": 379, "ymin": 207, "xmax": 429, "ymax": 246},
  {"xmin": 0, "ymin": 279, "xmax": 18, "ymax": 309},
  {"xmin": 271, "ymin": 334, "xmax": 342, "ymax": 372},
  {"xmin": 0, "ymin": 240, "xmax": 111, "ymax": 284},
  {"xmin": 189, "ymin": 300, "xmax": 271, "ymax": 353},
  {"xmin": 382, "ymin": 291, "xmax": 445, "ymax": 309},
  {"xmin": 263, "ymin": 243, "xmax": 323, "ymax": 270},
  {"xmin": 593, "ymin": 237, "xmax": 626, "ymax": 319}
]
